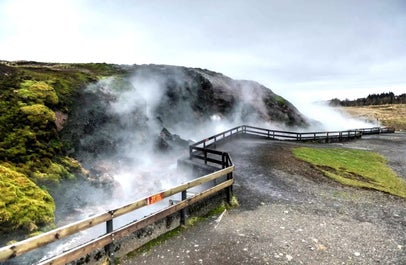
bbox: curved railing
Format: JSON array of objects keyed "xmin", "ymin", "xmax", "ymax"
[{"xmin": 0, "ymin": 125, "xmax": 394, "ymax": 264}]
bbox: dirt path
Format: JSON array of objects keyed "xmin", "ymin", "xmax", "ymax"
[{"xmin": 121, "ymin": 133, "xmax": 406, "ymax": 265}]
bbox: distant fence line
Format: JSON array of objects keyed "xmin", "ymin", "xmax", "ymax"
[{"xmin": 0, "ymin": 125, "xmax": 394, "ymax": 265}]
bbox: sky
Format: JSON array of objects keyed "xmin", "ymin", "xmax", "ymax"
[{"xmin": 0, "ymin": 0, "xmax": 405, "ymax": 103}]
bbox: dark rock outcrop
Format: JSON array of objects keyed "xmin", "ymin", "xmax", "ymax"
[{"xmin": 62, "ymin": 64, "xmax": 308, "ymax": 170}]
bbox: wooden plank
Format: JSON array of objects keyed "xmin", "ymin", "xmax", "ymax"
[
  {"xmin": 190, "ymin": 147, "xmax": 224, "ymax": 155},
  {"xmin": 190, "ymin": 154, "xmax": 223, "ymax": 165},
  {"xmin": 112, "ymin": 166, "xmax": 234, "ymax": 218},
  {"xmin": 37, "ymin": 234, "xmax": 112, "ymax": 265},
  {"xmin": 114, "ymin": 179, "xmax": 234, "ymax": 239},
  {"xmin": 0, "ymin": 212, "xmax": 111, "ymax": 261}
]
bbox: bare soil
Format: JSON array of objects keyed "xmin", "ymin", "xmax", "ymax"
[{"xmin": 122, "ymin": 133, "xmax": 406, "ymax": 265}]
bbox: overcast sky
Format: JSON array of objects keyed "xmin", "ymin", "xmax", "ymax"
[{"xmin": 0, "ymin": 0, "xmax": 405, "ymax": 103}]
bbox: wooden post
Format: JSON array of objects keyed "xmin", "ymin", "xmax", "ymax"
[
  {"xmin": 105, "ymin": 219, "xmax": 114, "ymax": 264},
  {"xmin": 180, "ymin": 190, "xmax": 187, "ymax": 225},
  {"xmin": 226, "ymin": 170, "xmax": 233, "ymax": 204}
]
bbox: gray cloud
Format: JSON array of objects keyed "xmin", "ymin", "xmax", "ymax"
[{"xmin": 0, "ymin": 0, "xmax": 405, "ymax": 100}]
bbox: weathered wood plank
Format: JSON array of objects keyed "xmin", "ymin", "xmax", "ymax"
[
  {"xmin": 0, "ymin": 212, "xmax": 111, "ymax": 261},
  {"xmin": 37, "ymin": 234, "xmax": 112, "ymax": 265}
]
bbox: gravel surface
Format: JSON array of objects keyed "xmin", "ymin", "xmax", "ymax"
[{"xmin": 122, "ymin": 133, "xmax": 406, "ymax": 265}]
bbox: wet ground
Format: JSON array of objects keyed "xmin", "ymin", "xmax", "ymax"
[{"xmin": 122, "ymin": 133, "xmax": 406, "ymax": 265}]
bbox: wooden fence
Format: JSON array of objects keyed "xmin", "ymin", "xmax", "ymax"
[
  {"xmin": 0, "ymin": 124, "xmax": 394, "ymax": 265},
  {"xmin": 0, "ymin": 164, "xmax": 234, "ymax": 265}
]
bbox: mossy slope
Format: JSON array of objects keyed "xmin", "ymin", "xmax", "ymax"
[
  {"xmin": 0, "ymin": 61, "xmax": 124, "ymax": 232},
  {"xmin": 0, "ymin": 164, "xmax": 55, "ymax": 232}
]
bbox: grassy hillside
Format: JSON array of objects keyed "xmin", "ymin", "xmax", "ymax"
[
  {"xmin": 337, "ymin": 104, "xmax": 406, "ymax": 131},
  {"xmin": 0, "ymin": 61, "xmax": 125, "ymax": 233}
]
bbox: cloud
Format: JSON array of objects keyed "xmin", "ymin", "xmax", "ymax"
[{"xmin": 0, "ymin": 0, "xmax": 405, "ymax": 101}]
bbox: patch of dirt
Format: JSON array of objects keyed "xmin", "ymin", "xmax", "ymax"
[{"xmin": 314, "ymin": 165, "xmax": 379, "ymax": 185}]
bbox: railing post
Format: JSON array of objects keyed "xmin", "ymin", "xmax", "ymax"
[
  {"xmin": 106, "ymin": 218, "xmax": 114, "ymax": 264},
  {"xmin": 189, "ymin": 146, "xmax": 193, "ymax": 160},
  {"xmin": 180, "ymin": 190, "xmax": 187, "ymax": 225}
]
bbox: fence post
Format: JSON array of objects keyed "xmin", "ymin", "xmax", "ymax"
[
  {"xmin": 180, "ymin": 190, "xmax": 187, "ymax": 225},
  {"xmin": 105, "ymin": 218, "xmax": 114, "ymax": 264}
]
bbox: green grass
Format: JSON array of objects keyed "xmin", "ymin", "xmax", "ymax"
[{"xmin": 292, "ymin": 147, "xmax": 406, "ymax": 198}]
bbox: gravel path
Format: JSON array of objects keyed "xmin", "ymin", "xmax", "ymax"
[{"xmin": 122, "ymin": 133, "xmax": 406, "ymax": 265}]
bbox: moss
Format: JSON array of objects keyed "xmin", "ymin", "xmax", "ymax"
[
  {"xmin": 20, "ymin": 104, "xmax": 56, "ymax": 124},
  {"xmin": 0, "ymin": 164, "xmax": 55, "ymax": 232},
  {"xmin": 16, "ymin": 80, "xmax": 59, "ymax": 105},
  {"xmin": 0, "ymin": 61, "xmax": 131, "ymax": 233}
]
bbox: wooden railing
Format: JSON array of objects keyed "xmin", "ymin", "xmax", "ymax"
[
  {"xmin": 189, "ymin": 125, "xmax": 395, "ymax": 162},
  {"xmin": 0, "ymin": 124, "xmax": 394, "ymax": 265},
  {"xmin": 0, "ymin": 166, "xmax": 234, "ymax": 265}
]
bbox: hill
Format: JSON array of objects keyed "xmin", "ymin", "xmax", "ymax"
[{"xmin": 0, "ymin": 61, "xmax": 308, "ymax": 234}]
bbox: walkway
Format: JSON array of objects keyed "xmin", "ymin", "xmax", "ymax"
[{"xmin": 122, "ymin": 133, "xmax": 406, "ymax": 265}]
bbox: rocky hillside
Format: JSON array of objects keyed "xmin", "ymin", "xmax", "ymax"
[{"xmin": 0, "ymin": 61, "xmax": 308, "ymax": 235}]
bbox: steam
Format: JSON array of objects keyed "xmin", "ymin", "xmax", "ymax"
[
  {"xmin": 72, "ymin": 66, "xmax": 378, "ymax": 216},
  {"xmin": 287, "ymin": 98, "xmax": 378, "ymax": 131}
]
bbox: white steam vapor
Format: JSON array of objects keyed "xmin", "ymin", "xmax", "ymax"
[{"xmin": 290, "ymin": 99, "xmax": 378, "ymax": 131}]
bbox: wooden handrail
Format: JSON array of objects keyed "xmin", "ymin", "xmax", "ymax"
[
  {"xmin": 0, "ymin": 166, "xmax": 234, "ymax": 262},
  {"xmin": 37, "ymin": 179, "xmax": 234, "ymax": 265}
]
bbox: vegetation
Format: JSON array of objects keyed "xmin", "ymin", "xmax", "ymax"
[
  {"xmin": 292, "ymin": 147, "xmax": 406, "ymax": 198},
  {"xmin": 0, "ymin": 61, "xmax": 126, "ymax": 232},
  {"xmin": 330, "ymin": 92, "xmax": 406, "ymax": 106},
  {"xmin": 338, "ymin": 104, "xmax": 406, "ymax": 131},
  {"xmin": 0, "ymin": 164, "xmax": 55, "ymax": 232}
]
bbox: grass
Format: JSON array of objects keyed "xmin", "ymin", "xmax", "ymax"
[
  {"xmin": 292, "ymin": 147, "xmax": 406, "ymax": 198},
  {"xmin": 339, "ymin": 104, "xmax": 406, "ymax": 131}
]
